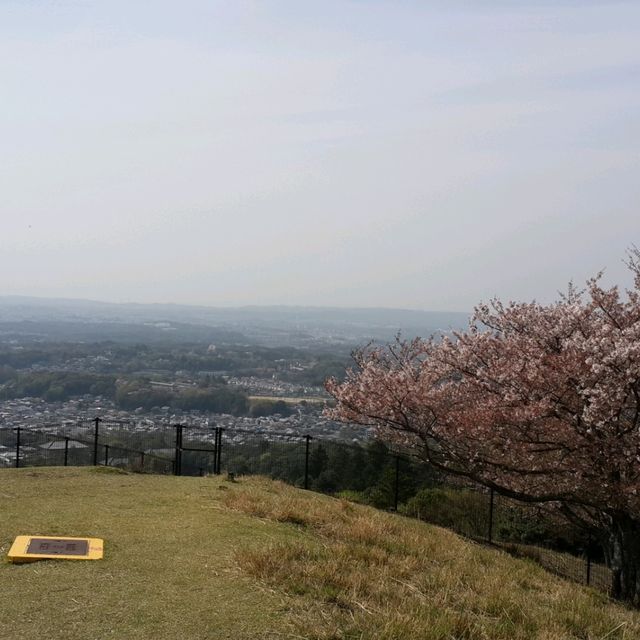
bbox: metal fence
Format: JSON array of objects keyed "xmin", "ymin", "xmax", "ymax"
[{"xmin": 0, "ymin": 420, "xmax": 612, "ymax": 595}]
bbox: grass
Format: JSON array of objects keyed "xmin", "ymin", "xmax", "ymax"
[
  {"xmin": 498, "ymin": 541, "xmax": 613, "ymax": 595},
  {"xmin": 2, "ymin": 469, "xmax": 640, "ymax": 639},
  {"xmin": 0, "ymin": 467, "xmax": 296, "ymax": 640},
  {"xmin": 221, "ymin": 479, "xmax": 640, "ymax": 640}
]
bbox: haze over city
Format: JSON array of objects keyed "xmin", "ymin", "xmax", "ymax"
[{"xmin": 2, "ymin": 0, "xmax": 638, "ymax": 310}]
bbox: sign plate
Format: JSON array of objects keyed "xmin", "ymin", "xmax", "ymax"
[
  {"xmin": 27, "ymin": 538, "xmax": 89, "ymax": 556},
  {"xmin": 7, "ymin": 536, "xmax": 103, "ymax": 563}
]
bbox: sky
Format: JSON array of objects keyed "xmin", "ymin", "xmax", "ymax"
[{"xmin": 1, "ymin": 0, "xmax": 639, "ymax": 311}]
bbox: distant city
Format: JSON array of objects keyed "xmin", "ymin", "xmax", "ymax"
[{"xmin": 0, "ymin": 296, "xmax": 467, "ymax": 460}]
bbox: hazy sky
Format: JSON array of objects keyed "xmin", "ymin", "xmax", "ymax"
[{"xmin": 1, "ymin": 1, "xmax": 639, "ymax": 311}]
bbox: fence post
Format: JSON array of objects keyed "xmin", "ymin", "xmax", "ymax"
[
  {"xmin": 393, "ymin": 455, "xmax": 400, "ymax": 511},
  {"xmin": 139, "ymin": 451, "xmax": 145, "ymax": 470},
  {"xmin": 64, "ymin": 437, "xmax": 69, "ymax": 467},
  {"xmin": 586, "ymin": 535, "xmax": 592, "ymax": 586},
  {"xmin": 215, "ymin": 428, "xmax": 223, "ymax": 475},
  {"xmin": 213, "ymin": 427, "xmax": 219, "ymax": 475},
  {"xmin": 93, "ymin": 417, "xmax": 101, "ymax": 466},
  {"xmin": 174, "ymin": 424, "xmax": 183, "ymax": 476},
  {"xmin": 488, "ymin": 488, "xmax": 495, "ymax": 543},
  {"xmin": 14, "ymin": 427, "xmax": 21, "ymax": 469},
  {"xmin": 304, "ymin": 435, "xmax": 311, "ymax": 489},
  {"xmin": 104, "ymin": 444, "xmax": 110, "ymax": 467}
]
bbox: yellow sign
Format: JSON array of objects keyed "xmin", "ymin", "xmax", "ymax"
[{"xmin": 7, "ymin": 536, "xmax": 104, "ymax": 563}]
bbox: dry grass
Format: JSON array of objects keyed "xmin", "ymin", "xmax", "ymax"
[
  {"xmin": 499, "ymin": 541, "xmax": 613, "ymax": 595},
  {"xmin": 221, "ymin": 478, "xmax": 640, "ymax": 640},
  {"xmin": 3, "ymin": 468, "xmax": 640, "ymax": 640}
]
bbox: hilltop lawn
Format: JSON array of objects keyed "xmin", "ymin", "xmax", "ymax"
[
  {"xmin": 1, "ymin": 468, "xmax": 640, "ymax": 639},
  {"xmin": 0, "ymin": 468, "xmax": 295, "ymax": 640}
]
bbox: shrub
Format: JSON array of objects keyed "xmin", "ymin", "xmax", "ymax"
[{"xmin": 401, "ymin": 487, "xmax": 489, "ymax": 538}]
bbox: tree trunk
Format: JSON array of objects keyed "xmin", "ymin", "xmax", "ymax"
[{"xmin": 607, "ymin": 513, "xmax": 640, "ymax": 605}]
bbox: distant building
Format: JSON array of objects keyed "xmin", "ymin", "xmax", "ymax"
[{"xmin": 39, "ymin": 440, "xmax": 87, "ymax": 450}]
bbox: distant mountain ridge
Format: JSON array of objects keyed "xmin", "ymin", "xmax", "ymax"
[{"xmin": 0, "ymin": 296, "xmax": 470, "ymax": 347}]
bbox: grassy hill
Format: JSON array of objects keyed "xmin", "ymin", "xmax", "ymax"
[{"xmin": 1, "ymin": 468, "xmax": 639, "ymax": 639}]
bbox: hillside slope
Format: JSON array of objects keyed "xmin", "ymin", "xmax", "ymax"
[{"xmin": 1, "ymin": 468, "xmax": 638, "ymax": 639}]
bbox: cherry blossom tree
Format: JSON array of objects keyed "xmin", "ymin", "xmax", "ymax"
[{"xmin": 326, "ymin": 251, "xmax": 640, "ymax": 604}]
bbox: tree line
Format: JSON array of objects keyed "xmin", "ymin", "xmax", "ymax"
[{"xmin": 0, "ymin": 371, "xmax": 256, "ymax": 415}]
